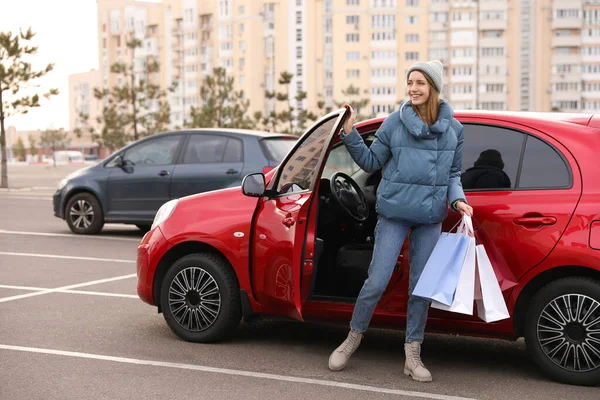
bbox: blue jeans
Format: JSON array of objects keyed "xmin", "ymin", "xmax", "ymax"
[{"xmin": 349, "ymin": 216, "xmax": 442, "ymax": 343}]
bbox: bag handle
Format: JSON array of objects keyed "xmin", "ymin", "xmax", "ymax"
[{"xmin": 457, "ymin": 215, "xmax": 474, "ymax": 237}]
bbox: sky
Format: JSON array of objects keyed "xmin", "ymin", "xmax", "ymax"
[{"xmin": 1, "ymin": 0, "xmax": 99, "ymax": 131}]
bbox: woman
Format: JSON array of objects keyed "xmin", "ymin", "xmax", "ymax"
[{"xmin": 328, "ymin": 60, "xmax": 473, "ymax": 382}]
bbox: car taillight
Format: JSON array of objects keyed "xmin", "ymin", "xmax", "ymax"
[{"xmin": 263, "ymin": 166, "xmax": 275, "ymax": 174}]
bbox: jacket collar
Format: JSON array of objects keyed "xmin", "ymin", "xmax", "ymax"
[{"xmin": 399, "ymin": 99, "xmax": 454, "ymax": 139}]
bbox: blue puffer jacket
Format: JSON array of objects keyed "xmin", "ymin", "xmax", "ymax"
[{"xmin": 341, "ymin": 99, "xmax": 466, "ymax": 225}]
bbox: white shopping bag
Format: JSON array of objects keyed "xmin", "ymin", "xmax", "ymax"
[
  {"xmin": 474, "ymin": 244, "xmax": 510, "ymax": 322},
  {"xmin": 431, "ymin": 237, "xmax": 476, "ymax": 315},
  {"xmin": 431, "ymin": 216, "xmax": 476, "ymax": 315}
]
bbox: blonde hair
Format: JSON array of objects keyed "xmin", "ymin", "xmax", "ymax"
[{"xmin": 412, "ymin": 73, "xmax": 440, "ymax": 127}]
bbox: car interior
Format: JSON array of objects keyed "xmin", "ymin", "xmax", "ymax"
[{"xmin": 309, "ymin": 132, "xmax": 384, "ymax": 300}]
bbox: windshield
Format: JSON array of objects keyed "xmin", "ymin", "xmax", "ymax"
[{"xmin": 260, "ymin": 137, "xmax": 297, "ymax": 162}]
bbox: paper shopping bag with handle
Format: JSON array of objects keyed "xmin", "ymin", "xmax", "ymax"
[
  {"xmin": 475, "ymin": 244, "xmax": 510, "ymax": 322},
  {"xmin": 473, "ymin": 221, "xmax": 517, "ymax": 292},
  {"xmin": 431, "ymin": 236, "xmax": 476, "ymax": 315},
  {"xmin": 412, "ymin": 216, "xmax": 471, "ymax": 306}
]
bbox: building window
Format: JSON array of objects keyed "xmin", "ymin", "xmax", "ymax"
[
  {"xmin": 296, "ymin": 29, "xmax": 302, "ymax": 41},
  {"xmin": 405, "ymin": 34, "xmax": 419, "ymax": 43},
  {"xmin": 405, "ymin": 51, "xmax": 419, "ymax": 61},
  {"xmin": 346, "ymin": 69, "xmax": 360, "ymax": 79},
  {"xmin": 296, "ymin": 11, "xmax": 302, "ymax": 24},
  {"xmin": 346, "ymin": 15, "xmax": 360, "ymax": 25},
  {"xmin": 406, "ymin": 16, "xmax": 419, "ymax": 25},
  {"xmin": 346, "ymin": 33, "xmax": 360, "ymax": 42},
  {"xmin": 297, "ymin": 46, "xmax": 302, "ymax": 58},
  {"xmin": 297, "ymin": 64, "xmax": 303, "ymax": 76},
  {"xmin": 346, "ymin": 0, "xmax": 360, "ymax": 5},
  {"xmin": 346, "ymin": 51, "xmax": 360, "ymax": 61}
]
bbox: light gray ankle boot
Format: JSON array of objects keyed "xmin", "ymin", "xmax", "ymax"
[
  {"xmin": 328, "ymin": 330, "xmax": 362, "ymax": 371},
  {"xmin": 404, "ymin": 341, "xmax": 432, "ymax": 382}
]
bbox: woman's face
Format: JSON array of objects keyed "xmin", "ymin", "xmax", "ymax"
[{"xmin": 407, "ymin": 71, "xmax": 431, "ymax": 106}]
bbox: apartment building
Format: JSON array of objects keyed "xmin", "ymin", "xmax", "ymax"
[
  {"xmin": 72, "ymin": 0, "xmax": 600, "ymax": 135},
  {"xmin": 68, "ymin": 69, "xmax": 102, "ymax": 137}
]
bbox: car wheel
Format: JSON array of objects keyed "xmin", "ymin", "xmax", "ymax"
[
  {"xmin": 65, "ymin": 193, "xmax": 104, "ymax": 235},
  {"xmin": 524, "ymin": 277, "xmax": 600, "ymax": 386},
  {"xmin": 160, "ymin": 253, "xmax": 242, "ymax": 343}
]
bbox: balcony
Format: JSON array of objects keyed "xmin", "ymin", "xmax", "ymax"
[
  {"xmin": 451, "ymin": 20, "xmax": 476, "ymax": 29},
  {"xmin": 552, "ymin": 91, "xmax": 582, "ymax": 102},
  {"xmin": 583, "ymin": 53, "xmax": 600, "ymax": 63},
  {"xmin": 450, "ymin": 93, "xmax": 475, "ymax": 102},
  {"xmin": 429, "ymin": 21, "xmax": 449, "ymax": 31},
  {"xmin": 450, "ymin": 56, "xmax": 476, "ymax": 65},
  {"xmin": 479, "ymin": 37, "xmax": 506, "ymax": 48},
  {"xmin": 478, "ymin": 74, "xmax": 506, "ymax": 84},
  {"xmin": 370, "ymin": 40, "xmax": 397, "ymax": 49},
  {"xmin": 552, "ymin": 18, "xmax": 583, "ymax": 30},
  {"xmin": 552, "ymin": 35, "xmax": 582, "ymax": 47},
  {"xmin": 551, "ymin": 72, "xmax": 582, "ymax": 83},
  {"xmin": 552, "ymin": 54, "xmax": 582, "ymax": 65},
  {"xmin": 479, "ymin": 19, "xmax": 508, "ymax": 31},
  {"xmin": 582, "ymin": 35, "xmax": 600, "ymax": 45},
  {"xmin": 479, "ymin": 92, "xmax": 507, "ymax": 102},
  {"xmin": 451, "ymin": 0, "xmax": 477, "ymax": 8},
  {"xmin": 450, "ymin": 75, "xmax": 475, "ymax": 83}
]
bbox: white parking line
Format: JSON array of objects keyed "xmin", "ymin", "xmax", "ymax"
[
  {"xmin": 0, "ymin": 344, "xmax": 476, "ymax": 400},
  {"xmin": 0, "ymin": 195, "xmax": 52, "ymax": 200},
  {"xmin": 0, "ymin": 284, "xmax": 138, "ymax": 299},
  {"xmin": 0, "ymin": 252, "xmax": 135, "ymax": 263},
  {"xmin": 0, "ymin": 229, "xmax": 141, "ymax": 242},
  {"xmin": 0, "ymin": 274, "xmax": 137, "ymax": 303}
]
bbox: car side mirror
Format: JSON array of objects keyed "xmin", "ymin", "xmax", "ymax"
[{"xmin": 242, "ymin": 173, "xmax": 266, "ymax": 197}]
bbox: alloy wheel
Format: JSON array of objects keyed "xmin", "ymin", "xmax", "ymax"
[
  {"xmin": 168, "ymin": 267, "xmax": 221, "ymax": 332},
  {"xmin": 537, "ymin": 294, "xmax": 600, "ymax": 372},
  {"xmin": 69, "ymin": 199, "xmax": 94, "ymax": 229}
]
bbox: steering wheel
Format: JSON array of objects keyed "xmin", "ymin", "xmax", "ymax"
[{"xmin": 329, "ymin": 172, "xmax": 369, "ymax": 222}]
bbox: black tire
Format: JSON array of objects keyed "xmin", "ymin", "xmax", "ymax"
[
  {"xmin": 524, "ymin": 277, "xmax": 600, "ymax": 386},
  {"xmin": 65, "ymin": 192, "xmax": 104, "ymax": 235},
  {"xmin": 160, "ymin": 253, "xmax": 241, "ymax": 343}
]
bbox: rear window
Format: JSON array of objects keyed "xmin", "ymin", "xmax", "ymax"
[{"xmin": 259, "ymin": 137, "xmax": 297, "ymax": 162}]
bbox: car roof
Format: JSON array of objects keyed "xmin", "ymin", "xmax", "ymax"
[
  {"xmin": 357, "ymin": 110, "xmax": 596, "ymax": 130},
  {"xmin": 156, "ymin": 128, "xmax": 297, "ymax": 139}
]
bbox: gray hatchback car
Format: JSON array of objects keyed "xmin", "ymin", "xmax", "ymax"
[{"xmin": 53, "ymin": 128, "xmax": 296, "ymax": 234}]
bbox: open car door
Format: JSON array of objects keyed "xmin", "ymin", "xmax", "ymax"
[{"xmin": 250, "ymin": 107, "xmax": 350, "ymax": 321}]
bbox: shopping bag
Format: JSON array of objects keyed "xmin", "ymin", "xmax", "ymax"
[
  {"xmin": 431, "ymin": 236, "xmax": 476, "ymax": 315},
  {"xmin": 474, "ymin": 244, "xmax": 510, "ymax": 322},
  {"xmin": 412, "ymin": 217, "xmax": 471, "ymax": 306},
  {"xmin": 473, "ymin": 222, "xmax": 517, "ymax": 292}
]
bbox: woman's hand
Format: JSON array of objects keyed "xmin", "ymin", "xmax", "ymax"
[
  {"xmin": 342, "ymin": 104, "xmax": 356, "ymax": 134},
  {"xmin": 455, "ymin": 201, "xmax": 473, "ymax": 217}
]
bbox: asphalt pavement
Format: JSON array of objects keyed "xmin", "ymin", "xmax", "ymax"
[{"xmin": 0, "ymin": 164, "xmax": 597, "ymax": 400}]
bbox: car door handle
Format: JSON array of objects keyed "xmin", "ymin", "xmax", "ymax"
[
  {"xmin": 158, "ymin": 170, "xmax": 170, "ymax": 177},
  {"xmin": 282, "ymin": 214, "xmax": 295, "ymax": 227},
  {"xmin": 226, "ymin": 169, "xmax": 238, "ymax": 175},
  {"xmin": 513, "ymin": 216, "xmax": 557, "ymax": 226}
]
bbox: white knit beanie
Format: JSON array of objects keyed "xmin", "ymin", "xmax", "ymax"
[{"xmin": 406, "ymin": 60, "xmax": 444, "ymax": 93}]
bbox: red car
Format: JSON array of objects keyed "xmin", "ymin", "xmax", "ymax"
[{"xmin": 137, "ymin": 108, "xmax": 600, "ymax": 386}]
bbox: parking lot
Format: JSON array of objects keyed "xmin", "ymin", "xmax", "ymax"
[{"xmin": 0, "ymin": 164, "xmax": 597, "ymax": 400}]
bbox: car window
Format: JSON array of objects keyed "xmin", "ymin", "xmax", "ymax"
[
  {"xmin": 183, "ymin": 134, "xmax": 228, "ymax": 164},
  {"xmin": 124, "ymin": 135, "xmax": 182, "ymax": 166},
  {"xmin": 321, "ymin": 135, "xmax": 376, "ymax": 179},
  {"xmin": 277, "ymin": 116, "xmax": 338, "ymax": 194},
  {"xmin": 223, "ymin": 138, "xmax": 243, "ymax": 162},
  {"xmin": 461, "ymin": 124, "xmax": 524, "ymax": 191},
  {"xmin": 518, "ymin": 135, "xmax": 571, "ymax": 189},
  {"xmin": 260, "ymin": 138, "xmax": 297, "ymax": 162}
]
